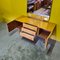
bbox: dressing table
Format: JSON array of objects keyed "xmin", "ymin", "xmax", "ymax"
[{"xmin": 15, "ymin": 15, "xmax": 56, "ymax": 48}]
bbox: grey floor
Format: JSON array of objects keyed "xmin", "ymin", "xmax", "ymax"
[{"xmin": 0, "ymin": 22, "xmax": 60, "ymax": 60}]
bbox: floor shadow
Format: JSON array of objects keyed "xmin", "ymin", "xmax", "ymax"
[{"xmin": 47, "ymin": 39, "xmax": 56, "ymax": 55}]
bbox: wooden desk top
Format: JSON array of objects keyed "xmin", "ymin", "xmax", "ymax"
[{"xmin": 16, "ymin": 16, "xmax": 56, "ymax": 32}]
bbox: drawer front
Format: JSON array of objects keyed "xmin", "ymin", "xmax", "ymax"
[
  {"xmin": 21, "ymin": 27, "xmax": 36, "ymax": 36},
  {"xmin": 20, "ymin": 32, "xmax": 34, "ymax": 41},
  {"xmin": 23, "ymin": 23, "xmax": 37, "ymax": 31}
]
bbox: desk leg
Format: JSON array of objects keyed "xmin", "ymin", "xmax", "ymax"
[
  {"xmin": 45, "ymin": 32, "xmax": 52, "ymax": 48},
  {"xmin": 45, "ymin": 39, "xmax": 48, "ymax": 48}
]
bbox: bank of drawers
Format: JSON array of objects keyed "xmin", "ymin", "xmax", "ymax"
[{"xmin": 20, "ymin": 23, "xmax": 38, "ymax": 41}]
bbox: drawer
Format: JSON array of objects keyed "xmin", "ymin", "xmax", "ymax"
[
  {"xmin": 21, "ymin": 27, "xmax": 36, "ymax": 36},
  {"xmin": 23, "ymin": 23, "xmax": 37, "ymax": 31},
  {"xmin": 20, "ymin": 32, "xmax": 35, "ymax": 41}
]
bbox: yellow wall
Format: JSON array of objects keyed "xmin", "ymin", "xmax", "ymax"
[
  {"xmin": 0, "ymin": 0, "xmax": 27, "ymax": 22},
  {"xmin": 50, "ymin": 0, "xmax": 60, "ymax": 41},
  {"xmin": 0, "ymin": 0, "xmax": 60, "ymax": 41}
]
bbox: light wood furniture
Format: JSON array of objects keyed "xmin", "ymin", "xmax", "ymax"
[
  {"xmin": 16, "ymin": 16, "xmax": 56, "ymax": 48},
  {"xmin": 23, "ymin": 23, "xmax": 37, "ymax": 31},
  {"xmin": 20, "ymin": 23, "xmax": 38, "ymax": 41}
]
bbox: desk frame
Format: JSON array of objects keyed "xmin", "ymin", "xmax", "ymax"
[{"xmin": 15, "ymin": 16, "xmax": 56, "ymax": 48}]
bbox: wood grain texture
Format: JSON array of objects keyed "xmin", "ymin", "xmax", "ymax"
[{"xmin": 16, "ymin": 16, "xmax": 56, "ymax": 32}]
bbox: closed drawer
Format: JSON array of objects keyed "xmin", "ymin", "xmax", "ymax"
[
  {"xmin": 23, "ymin": 23, "xmax": 37, "ymax": 31},
  {"xmin": 21, "ymin": 27, "xmax": 36, "ymax": 36},
  {"xmin": 20, "ymin": 32, "xmax": 35, "ymax": 41}
]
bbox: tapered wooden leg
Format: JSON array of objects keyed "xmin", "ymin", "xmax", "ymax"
[
  {"xmin": 45, "ymin": 32, "xmax": 52, "ymax": 48},
  {"xmin": 45, "ymin": 39, "xmax": 48, "ymax": 48}
]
